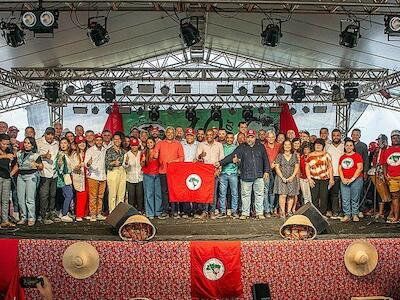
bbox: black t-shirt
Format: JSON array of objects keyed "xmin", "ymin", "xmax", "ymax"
[{"xmin": 0, "ymin": 148, "xmax": 13, "ymax": 179}]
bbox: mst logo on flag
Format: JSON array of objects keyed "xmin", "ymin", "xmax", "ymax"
[
  {"xmin": 167, "ymin": 162, "xmax": 215, "ymax": 203},
  {"xmin": 190, "ymin": 241, "xmax": 243, "ymax": 299}
]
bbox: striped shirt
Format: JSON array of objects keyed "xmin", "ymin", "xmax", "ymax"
[{"xmin": 307, "ymin": 153, "xmax": 331, "ymax": 180}]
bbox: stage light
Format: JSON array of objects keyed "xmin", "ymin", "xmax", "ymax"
[
  {"xmin": 149, "ymin": 106, "xmax": 160, "ymax": 121},
  {"xmin": 137, "ymin": 107, "xmax": 144, "ymax": 116},
  {"xmin": 21, "ymin": 10, "xmax": 59, "ymax": 34},
  {"xmin": 138, "ymin": 84, "xmax": 154, "ymax": 94},
  {"xmin": 217, "ymin": 85, "xmax": 233, "ymax": 94},
  {"xmin": 331, "ymin": 84, "xmax": 343, "ymax": 102},
  {"xmin": 290, "ymin": 107, "xmax": 297, "ymax": 115},
  {"xmin": 122, "ymin": 85, "xmax": 132, "ymax": 96},
  {"xmin": 276, "ymin": 85, "xmax": 285, "ymax": 95},
  {"xmin": 65, "ymin": 85, "xmax": 75, "ymax": 95},
  {"xmin": 229, "ymin": 107, "xmax": 236, "ymax": 115},
  {"xmin": 269, "ymin": 106, "xmax": 282, "ymax": 113},
  {"xmin": 253, "ymin": 84, "xmax": 270, "ymax": 94},
  {"xmin": 0, "ymin": 21, "xmax": 25, "ymax": 47},
  {"xmin": 302, "ymin": 106, "xmax": 310, "ymax": 113},
  {"xmin": 258, "ymin": 106, "xmax": 265, "ymax": 114},
  {"xmin": 242, "ymin": 106, "xmax": 253, "ymax": 122},
  {"xmin": 73, "ymin": 106, "xmax": 88, "ymax": 114},
  {"xmin": 313, "ymin": 106, "xmax": 327, "ymax": 113},
  {"xmin": 175, "ymin": 84, "xmax": 191, "ymax": 93},
  {"xmin": 92, "ymin": 106, "xmax": 99, "ymax": 114},
  {"xmin": 385, "ymin": 15, "xmax": 400, "ymax": 39},
  {"xmin": 261, "ymin": 19, "xmax": 282, "ymax": 47},
  {"xmin": 101, "ymin": 82, "xmax": 116, "ymax": 103},
  {"xmin": 167, "ymin": 106, "xmax": 174, "ymax": 115},
  {"xmin": 105, "ymin": 106, "xmax": 112, "ymax": 114},
  {"xmin": 180, "ymin": 17, "xmax": 201, "ymax": 47},
  {"xmin": 339, "ymin": 20, "xmax": 360, "ymax": 48},
  {"xmin": 210, "ymin": 106, "xmax": 222, "ymax": 121},
  {"xmin": 185, "ymin": 107, "xmax": 197, "ymax": 122},
  {"xmin": 87, "ymin": 16, "xmax": 109, "ymax": 47},
  {"xmin": 44, "ymin": 82, "xmax": 60, "ymax": 104},
  {"xmin": 160, "ymin": 85, "xmax": 170, "ymax": 96},
  {"xmin": 238, "ymin": 86, "xmax": 248, "ymax": 96},
  {"xmin": 119, "ymin": 106, "xmax": 131, "ymax": 114},
  {"xmin": 84, "ymin": 83, "xmax": 93, "ymax": 94},
  {"xmin": 344, "ymin": 82, "xmax": 359, "ymax": 102},
  {"xmin": 313, "ymin": 85, "xmax": 322, "ymax": 95},
  {"xmin": 291, "ymin": 83, "xmax": 306, "ymax": 102}
]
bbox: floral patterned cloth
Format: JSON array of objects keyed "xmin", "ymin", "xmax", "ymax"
[{"xmin": 18, "ymin": 239, "xmax": 400, "ymax": 300}]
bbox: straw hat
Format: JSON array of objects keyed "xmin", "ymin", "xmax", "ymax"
[
  {"xmin": 344, "ymin": 240, "xmax": 378, "ymax": 276},
  {"xmin": 62, "ymin": 242, "xmax": 100, "ymax": 279}
]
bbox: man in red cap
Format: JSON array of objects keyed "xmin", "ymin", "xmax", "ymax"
[{"xmin": 216, "ymin": 129, "xmax": 271, "ymax": 220}]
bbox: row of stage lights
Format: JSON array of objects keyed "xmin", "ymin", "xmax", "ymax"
[
  {"xmin": 44, "ymin": 81, "xmax": 359, "ymax": 105},
  {"xmin": 1, "ymin": 9, "xmax": 400, "ymax": 48}
]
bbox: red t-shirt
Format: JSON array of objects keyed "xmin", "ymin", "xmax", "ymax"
[
  {"xmin": 141, "ymin": 151, "xmax": 159, "ymax": 175},
  {"xmin": 380, "ymin": 146, "xmax": 400, "ymax": 177},
  {"xmin": 339, "ymin": 153, "xmax": 363, "ymax": 179}
]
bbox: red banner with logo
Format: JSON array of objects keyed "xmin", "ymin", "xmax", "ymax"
[
  {"xmin": 190, "ymin": 241, "xmax": 243, "ymax": 299},
  {"xmin": 166, "ymin": 162, "xmax": 215, "ymax": 203}
]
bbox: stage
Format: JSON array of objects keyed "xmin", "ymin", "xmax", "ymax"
[{"xmin": 1, "ymin": 216, "xmax": 399, "ymax": 241}]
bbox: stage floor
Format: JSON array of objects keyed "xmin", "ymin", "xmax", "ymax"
[{"xmin": 1, "ymin": 216, "xmax": 399, "ymax": 241}]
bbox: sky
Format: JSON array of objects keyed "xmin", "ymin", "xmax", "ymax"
[{"xmin": 0, "ymin": 104, "xmax": 399, "ymax": 144}]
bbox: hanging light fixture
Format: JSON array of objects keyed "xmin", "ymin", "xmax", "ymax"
[
  {"xmin": 0, "ymin": 20, "xmax": 25, "ymax": 47},
  {"xmin": 339, "ymin": 20, "xmax": 361, "ymax": 48},
  {"xmin": 261, "ymin": 19, "xmax": 282, "ymax": 47},
  {"xmin": 87, "ymin": 16, "xmax": 110, "ymax": 47},
  {"xmin": 180, "ymin": 17, "xmax": 201, "ymax": 47}
]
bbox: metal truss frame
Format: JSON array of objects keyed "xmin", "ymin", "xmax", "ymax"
[
  {"xmin": 335, "ymin": 103, "xmax": 351, "ymax": 135},
  {"xmin": 0, "ymin": 0, "xmax": 399, "ymax": 15},
  {"xmin": 0, "ymin": 67, "xmax": 44, "ymax": 98}
]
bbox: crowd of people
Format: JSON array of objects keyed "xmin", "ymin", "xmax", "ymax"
[{"xmin": 0, "ymin": 119, "xmax": 399, "ymax": 228}]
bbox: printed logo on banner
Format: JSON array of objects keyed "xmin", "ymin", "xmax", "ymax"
[
  {"xmin": 341, "ymin": 158, "xmax": 354, "ymax": 169},
  {"xmin": 203, "ymin": 258, "xmax": 225, "ymax": 281},
  {"xmin": 387, "ymin": 152, "xmax": 400, "ymax": 166},
  {"xmin": 186, "ymin": 174, "xmax": 202, "ymax": 190}
]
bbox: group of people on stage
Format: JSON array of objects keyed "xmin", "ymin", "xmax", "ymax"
[{"xmin": 0, "ymin": 119, "xmax": 399, "ymax": 228}]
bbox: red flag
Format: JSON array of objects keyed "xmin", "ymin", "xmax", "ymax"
[
  {"xmin": 166, "ymin": 162, "xmax": 215, "ymax": 203},
  {"xmin": 190, "ymin": 241, "xmax": 243, "ymax": 299},
  {"xmin": 279, "ymin": 103, "xmax": 299, "ymax": 137},
  {"xmin": 103, "ymin": 102, "xmax": 124, "ymax": 135}
]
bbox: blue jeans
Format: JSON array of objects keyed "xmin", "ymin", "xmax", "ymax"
[
  {"xmin": 62, "ymin": 185, "xmax": 74, "ymax": 216},
  {"xmin": 143, "ymin": 174, "xmax": 162, "ymax": 217},
  {"xmin": 206, "ymin": 177, "xmax": 219, "ymax": 212},
  {"xmin": 17, "ymin": 173, "xmax": 39, "ymax": 221},
  {"xmin": 263, "ymin": 172, "xmax": 275, "ymax": 213},
  {"xmin": 241, "ymin": 178, "xmax": 264, "ymax": 216},
  {"xmin": 219, "ymin": 173, "xmax": 238, "ymax": 214},
  {"xmin": 340, "ymin": 177, "xmax": 363, "ymax": 217}
]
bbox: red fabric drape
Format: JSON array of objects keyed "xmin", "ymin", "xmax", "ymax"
[
  {"xmin": 0, "ymin": 239, "xmax": 25, "ymax": 300},
  {"xmin": 279, "ymin": 103, "xmax": 299, "ymax": 137},
  {"xmin": 103, "ymin": 102, "xmax": 124, "ymax": 135}
]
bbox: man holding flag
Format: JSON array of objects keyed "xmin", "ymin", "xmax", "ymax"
[{"xmin": 216, "ymin": 129, "xmax": 270, "ymax": 220}]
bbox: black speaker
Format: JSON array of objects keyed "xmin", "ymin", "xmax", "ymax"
[
  {"xmin": 106, "ymin": 202, "xmax": 139, "ymax": 229},
  {"xmin": 295, "ymin": 202, "xmax": 329, "ymax": 234},
  {"xmin": 252, "ymin": 283, "xmax": 271, "ymax": 300}
]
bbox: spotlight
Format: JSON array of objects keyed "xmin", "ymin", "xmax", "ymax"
[
  {"xmin": 84, "ymin": 83, "xmax": 93, "ymax": 94},
  {"xmin": 185, "ymin": 107, "xmax": 197, "ymax": 122},
  {"xmin": 167, "ymin": 106, "xmax": 174, "ymax": 115},
  {"xmin": 313, "ymin": 106, "xmax": 327, "ymax": 113},
  {"xmin": 242, "ymin": 106, "xmax": 253, "ymax": 122},
  {"xmin": 101, "ymin": 82, "xmax": 116, "ymax": 103},
  {"xmin": 210, "ymin": 106, "xmax": 222, "ymax": 121},
  {"xmin": 385, "ymin": 15, "xmax": 400, "ymax": 39},
  {"xmin": 180, "ymin": 17, "xmax": 201, "ymax": 47},
  {"xmin": 238, "ymin": 86, "xmax": 248, "ymax": 96},
  {"xmin": 73, "ymin": 107, "xmax": 88, "ymax": 114},
  {"xmin": 92, "ymin": 106, "xmax": 99, "ymax": 114},
  {"xmin": 261, "ymin": 19, "xmax": 282, "ymax": 47},
  {"xmin": 339, "ymin": 20, "xmax": 360, "ymax": 48},
  {"xmin": 0, "ymin": 20, "xmax": 25, "ymax": 47},
  {"xmin": 122, "ymin": 85, "xmax": 132, "ymax": 96},
  {"xmin": 276, "ymin": 85, "xmax": 285, "ymax": 95},
  {"xmin": 291, "ymin": 83, "xmax": 306, "ymax": 102},
  {"xmin": 229, "ymin": 107, "xmax": 236, "ymax": 115},
  {"xmin": 258, "ymin": 106, "xmax": 265, "ymax": 114},
  {"xmin": 302, "ymin": 106, "xmax": 310, "ymax": 113},
  {"xmin": 149, "ymin": 106, "xmax": 160, "ymax": 121},
  {"xmin": 87, "ymin": 16, "xmax": 110, "ymax": 47},
  {"xmin": 160, "ymin": 85, "xmax": 170, "ymax": 96},
  {"xmin": 137, "ymin": 107, "xmax": 144, "ymax": 116},
  {"xmin": 313, "ymin": 85, "xmax": 322, "ymax": 95},
  {"xmin": 105, "ymin": 106, "xmax": 112, "ymax": 114},
  {"xmin": 290, "ymin": 107, "xmax": 297, "ymax": 115},
  {"xmin": 65, "ymin": 85, "xmax": 75, "ymax": 95},
  {"xmin": 44, "ymin": 82, "xmax": 60, "ymax": 104},
  {"xmin": 344, "ymin": 82, "xmax": 359, "ymax": 102},
  {"xmin": 253, "ymin": 84, "xmax": 270, "ymax": 94},
  {"xmin": 21, "ymin": 10, "xmax": 59, "ymax": 35}
]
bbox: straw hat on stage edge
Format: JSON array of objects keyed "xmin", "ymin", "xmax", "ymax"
[
  {"xmin": 344, "ymin": 240, "xmax": 378, "ymax": 277},
  {"xmin": 63, "ymin": 242, "xmax": 100, "ymax": 279}
]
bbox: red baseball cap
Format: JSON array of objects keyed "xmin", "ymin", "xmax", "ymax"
[
  {"xmin": 185, "ymin": 128, "xmax": 196, "ymax": 136},
  {"xmin": 130, "ymin": 138, "xmax": 140, "ymax": 147},
  {"xmin": 94, "ymin": 133, "xmax": 102, "ymax": 139},
  {"xmin": 246, "ymin": 129, "xmax": 256, "ymax": 137},
  {"xmin": 75, "ymin": 136, "xmax": 86, "ymax": 144}
]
